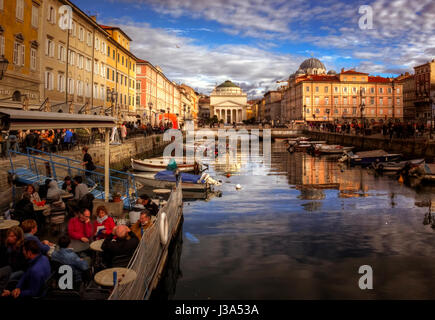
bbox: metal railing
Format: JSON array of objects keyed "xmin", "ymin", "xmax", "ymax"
[{"xmin": 8, "ymin": 149, "xmax": 137, "ymax": 208}]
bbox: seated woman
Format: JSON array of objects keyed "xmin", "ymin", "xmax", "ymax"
[
  {"xmin": 62, "ymin": 176, "xmax": 75, "ymax": 195},
  {"xmin": 0, "ymin": 226, "xmax": 27, "ymax": 293},
  {"xmin": 23, "ymin": 185, "xmax": 41, "ymax": 204},
  {"xmin": 93, "ymin": 206, "xmax": 116, "ymax": 240}
]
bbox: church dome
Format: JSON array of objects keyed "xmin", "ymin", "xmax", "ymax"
[
  {"xmin": 298, "ymin": 58, "xmax": 326, "ymax": 75},
  {"xmin": 300, "ymin": 58, "xmax": 326, "ymax": 70},
  {"xmin": 216, "ymin": 80, "xmax": 240, "ymax": 88}
]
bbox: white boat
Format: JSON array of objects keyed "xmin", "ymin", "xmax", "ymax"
[
  {"xmin": 314, "ymin": 144, "xmax": 354, "ymax": 155},
  {"xmin": 131, "ymin": 157, "xmax": 202, "ymax": 173},
  {"xmin": 372, "ymin": 159, "xmax": 425, "ymax": 172},
  {"xmin": 133, "ymin": 171, "xmax": 221, "ymax": 192}
]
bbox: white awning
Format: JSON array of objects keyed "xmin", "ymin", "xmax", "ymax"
[{"xmin": 0, "ymin": 108, "xmax": 116, "ymax": 130}]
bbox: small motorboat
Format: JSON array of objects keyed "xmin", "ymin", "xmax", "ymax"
[
  {"xmin": 131, "ymin": 157, "xmax": 203, "ymax": 173},
  {"xmin": 133, "ymin": 170, "xmax": 221, "ymax": 192},
  {"xmin": 314, "ymin": 144, "xmax": 354, "ymax": 155},
  {"xmin": 343, "ymin": 150, "xmax": 402, "ymax": 166},
  {"xmin": 372, "ymin": 159, "xmax": 425, "ymax": 172}
]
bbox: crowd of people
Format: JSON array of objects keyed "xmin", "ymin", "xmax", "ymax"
[
  {"xmin": 0, "ymin": 192, "xmax": 158, "ymax": 299},
  {"xmin": 307, "ymin": 121, "xmax": 432, "ymax": 139}
]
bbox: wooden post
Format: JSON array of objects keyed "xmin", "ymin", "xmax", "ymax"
[{"xmin": 105, "ymin": 128, "xmax": 110, "ymax": 202}]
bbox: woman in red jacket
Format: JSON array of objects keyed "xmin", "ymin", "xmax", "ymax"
[{"xmin": 93, "ymin": 206, "xmax": 116, "ymax": 240}]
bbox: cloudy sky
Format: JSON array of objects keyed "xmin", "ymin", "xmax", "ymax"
[{"xmin": 71, "ymin": 0, "xmax": 435, "ymax": 98}]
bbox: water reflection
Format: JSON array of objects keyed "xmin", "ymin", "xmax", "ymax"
[{"xmin": 166, "ymin": 142, "xmax": 435, "ymax": 299}]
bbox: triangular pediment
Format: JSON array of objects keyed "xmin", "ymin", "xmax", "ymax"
[{"xmin": 212, "ymin": 100, "xmax": 246, "ymax": 107}]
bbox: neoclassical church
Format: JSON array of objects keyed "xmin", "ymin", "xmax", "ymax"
[{"xmin": 210, "ymin": 80, "xmax": 247, "ymax": 123}]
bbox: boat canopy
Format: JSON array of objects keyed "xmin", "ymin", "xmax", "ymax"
[{"xmin": 155, "ymin": 170, "xmax": 203, "ymax": 184}]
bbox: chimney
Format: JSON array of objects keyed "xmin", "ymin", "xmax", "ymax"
[
  {"xmin": 90, "ymin": 15, "xmax": 97, "ymax": 22},
  {"xmin": 341, "ymin": 68, "xmax": 344, "ymax": 73}
]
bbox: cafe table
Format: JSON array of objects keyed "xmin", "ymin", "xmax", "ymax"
[
  {"xmin": 90, "ymin": 239, "xmax": 104, "ymax": 252},
  {"xmin": 68, "ymin": 239, "xmax": 90, "ymax": 253},
  {"xmin": 0, "ymin": 219, "xmax": 19, "ymax": 230},
  {"xmin": 94, "ymin": 267, "xmax": 137, "ymax": 287}
]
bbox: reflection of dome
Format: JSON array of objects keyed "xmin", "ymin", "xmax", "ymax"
[
  {"xmin": 327, "ymin": 70, "xmax": 337, "ymax": 75},
  {"xmin": 297, "ymin": 58, "xmax": 326, "ymax": 76}
]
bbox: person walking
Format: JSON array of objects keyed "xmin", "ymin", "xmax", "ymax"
[{"xmin": 81, "ymin": 146, "xmax": 96, "ymax": 186}]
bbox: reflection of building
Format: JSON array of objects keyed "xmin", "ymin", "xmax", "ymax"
[
  {"xmin": 198, "ymin": 94, "xmax": 210, "ymax": 120},
  {"xmin": 210, "ymin": 80, "xmax": 247, "ymax": 123},
  {"xmin": 281, "ymin": 57, "xmax": 404, "ymax": 124}
]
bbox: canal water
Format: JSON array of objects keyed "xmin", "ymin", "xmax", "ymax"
[{"xmin": 160, "ymin": 141, "xmax": 435, "ymax": 299}]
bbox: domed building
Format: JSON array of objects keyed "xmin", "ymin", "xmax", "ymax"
[
  {"xmin": 293, "ymin": 58, "xmax": 327, "ymax": 77},
  {"xmin": 210, "ymin": 80, "xmax": 248, "ymax": 123}
]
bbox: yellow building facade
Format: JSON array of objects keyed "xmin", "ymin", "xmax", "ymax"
[
  {"xmin": 101, "ymin": 25, "xmax": 137, "ymax": 122},
  {"xmin": 0, "ymin": 0, "xmax": 41, "ymax": 108}
]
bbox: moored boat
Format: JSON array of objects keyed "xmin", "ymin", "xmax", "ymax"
[
  {"xmin": 344, "ymin": 150, "xmax": 402, "ymax": 166},
  {"xmin": 131, "ymin": 157, "xmax": 202, "ymax": 173},
  {"xmin": 372, "ymin": 159, "xmax": 425, "ymax": 172},
  {"xmin": 314, "ymin": 144, "xmax": 354, "ymax": 155},
  {"xmin": 133, "ymin": 170, "xmax": 221, "ymax": 192}
]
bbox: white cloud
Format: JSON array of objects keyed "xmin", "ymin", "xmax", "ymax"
[{"xmin": 111, "ymin": 20, "xmax": 304, "ymax": 98}]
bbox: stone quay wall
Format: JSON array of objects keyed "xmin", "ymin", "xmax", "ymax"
[{"xmin": 304, "ymin": 131, "xmax": 435, "ymax": 158}]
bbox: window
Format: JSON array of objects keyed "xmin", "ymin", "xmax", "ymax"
[
  {"xmin": 13, "ymin": 42, "xmax": 25, "ymax": 66},
  {"xmin": 87, "ymin": 32, "xmax": 92, "ymax": 46},
  {"xmin": 95, "ymin": 38, "xmax": 99, "ymax": 50},
  {"xmin": 79, "ymin": 27, "xmax": 84, "ymax": 41},
  {"xmin": 136, "ymin": 81, "xmax": 141, "ymax": 90},
  {"xmin": 352, "ymin": 107, "xmax": 357, "ymax": 114},
  {"xmin": 315, "ymin": 86, "xmax": 319, "ymax": 92},
  {"xmin": 371, "ymin": 109, "xmax": 375, "ymax": 115},
  {"xmin": 77, "ymin": 80, "xmax": 83, "ymax": 96},
  {"xmin": 343, "ymin": 108, "xmax": 348, "ymax": 114},
  {"xmin": 58, "ymin": 45, "xmax": 66, "ymax": 62},
  {"xmin": 324, "ymin": 86, "xmax": 328, "ymax": 93},
  {"xmin": 30, "ymin": 48, "xmax": 37, "ymax": 70},
  {"xmin": 72, "ymin": 21, "xmax": 76, "ymax": 37},
  {"xmin": 107, "ymin": 68, "xmax": 110, "ymax": 79},
  {"xmin": 48, "ymin": 6, "xmax": 56, "ymax": 24},
  {"xmin": 94, "ymin": 60, "xmax": 99, "ymax": 74},
  {"xmin": 69, "ymin": 51, "xmax": 75, "ymax": 65},
  {"xmin": 107, "ymin": 46, "xmax": 110, "ymax": 56},
  {"xmin": 45, "ymin": 71, "xmax": 54, "ymax": 90},
  {"xmin": 101, "ymin": 64, "xmax": 105, "ymax": 78},
  {"xmin": 370, "ymin": 97, "xmax": 374, "ymax": 105},
  {"xmin": 343, "ymin": 87, "xmax": 348, "ymax": 93},
  {"xmin": 334, "ymin": 97, "xmax": 338, "ymax": 105},
  {"xmin": 136, "ymin": 95, "xmax": 140, "ymax": 106},
  {"xmin": 122, "ymin": 56, "xmax": 124, "ymax": 65},
  {"xmin": 352, "ymin": 87, "xmax": 357, "ymax": 94},
  {"xmin": 396, "ymin": 97, "xmax": 400, "ymax": 105},
  {"xmin": 79, "ymin": 55, "xmax": 83, "ymax": 69},
  {"xmin": 86, "ymin": 59, "xmax": 91, "ymax": 72},
  {"xmin": 315, "ymin": 97, "xmax": 319, "ymax": 105},
  {"xmin": 380, "ymin": 97, "xmax": 383, "ymax": 105},
  {"xmin": 380, "ymin": 109, "xmax": 383, "ymax": 115},
  {"xmin": 32, "ymin": 6, "xmax": 39, "ymax": 28},
  {"xmin": 113, "ymin": 50, "xmax": 115, "ymax": 60},
  {"xmin": 68, "ymin": 78, "xmax": 74, "ymax": 94},
  {"xmin": 58, "ymin": 73, "xmax": 65, "ymax": 92},
  {"xmin": 325, "ymin": 97, "xmax": 329, "ymax": 105},
  {"xmin": 112, "ymin": 70, "xmax": 115, "ymax": 81},
  {"xmin": 306, "ymin": 86, "xmax": 309, "ymax": 92},
  {"xmin": 0, "ymin": 35, "xmax": 4, "ymax": 56},
  {"xmin": 101, "ymin": 86, "xmax": 105, "ymax": 100},
  {"xmin": 388, "ymin": 87, "xmax": 392, "ymax": 94},
  {"xmin": 379, "ymin": 87, "xmax": 383, "ymax": 94},
  {"xmin": 352, "ymin": 97, "xmax": 357, "ymax": 105},
  {"xmin": 85, "ymin": 82, "xmax": 90, "ymax": 98},
  {"xmin": 388, "ymin": 97, "xmax": 392, "ymax": 106},
  {"xmin": 45, "ymin": 39, "xmax": 55, "ymax": 57},
  {"xmin": 16, "ymin": 0, "xmax": 24, "ymax": 21},
  {"xmin": 93, "ymin": 84, "xmax": 98, "ymax": 99}
]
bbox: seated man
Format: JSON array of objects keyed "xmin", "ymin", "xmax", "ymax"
[
  {"xmin": 101, "ymin": 225, "xmax": 139, "ymax": 268},
  {"xmin": 131, "ymin": 211, "xmax": 153, "ymax": 240},
  {"xmin": 51, "ymin": 235, "xmax": 89, "ymax": 285},
  {"xmin": 73, "ymin": 176, "xmax": 88, "ymax": 201},
  {"xmin": 1, "ymin": 240, "xmax": 51, "ymax": 299},
  {"xmin": 67, "ymin": 208, "xmax": 93, "ymax": 243},
  {"xmin": 135, "ymin": 194, "xmax": 159, "ymax": 216},
  {"xmin": 21, "ymin": 219, "xmax": 53, "ymax": 255}
]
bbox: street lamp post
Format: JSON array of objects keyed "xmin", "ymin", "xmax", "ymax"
[
  {"xmin": 326, "ymin": 108, "xmax": 330, "ymax": 123},
  {"xmin": 303, "ymin": 104, "xmax": 306, "ymax": 122},
  {"xmin": 106, "ymin": 88, "xmax": 118, "ymax": 117},
  {"xmin": 360, "ymin": 87, "xmax": 365, "ymax": 136},
  {"xmin": 148, "ymin": 101, "xmax": 153, "ymax": 125},
  {"xmin": 0, "ymin": 55, "xmax": 9, "ymax": 80}
]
